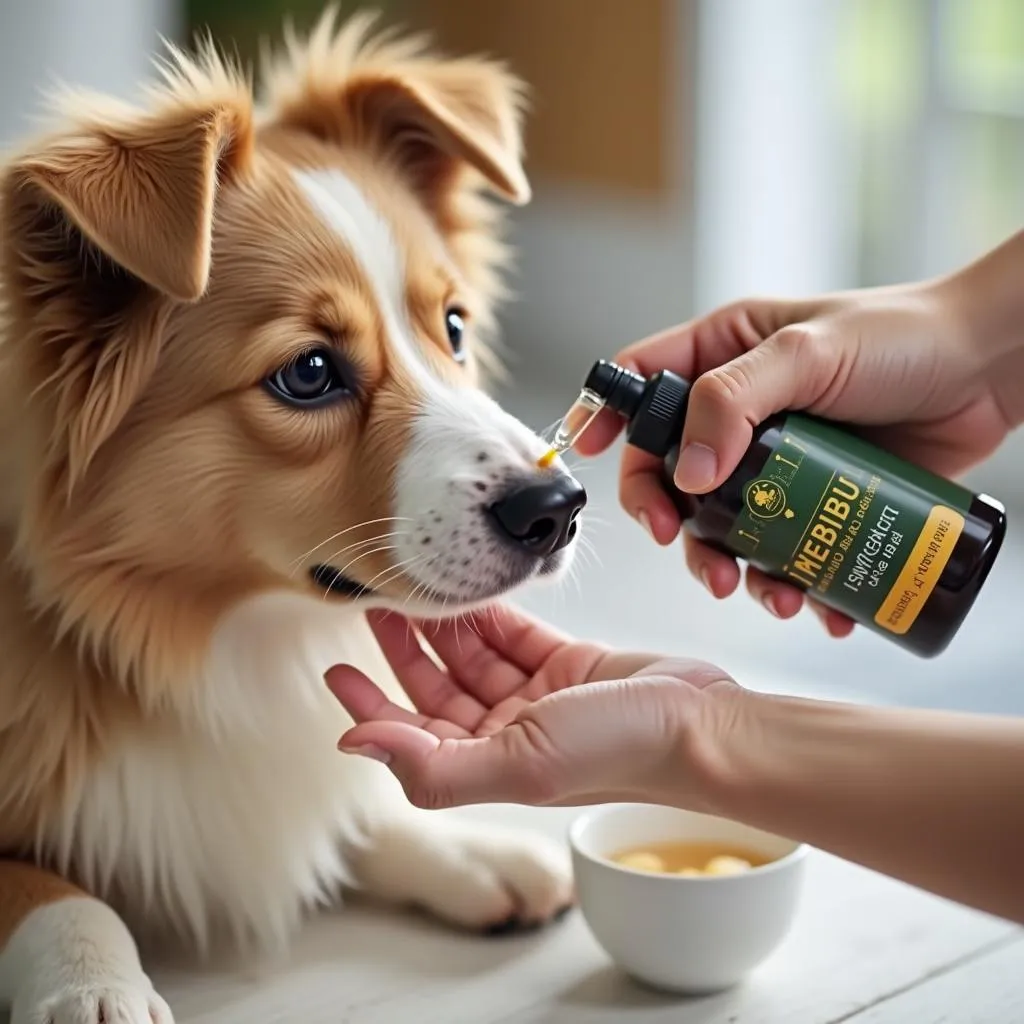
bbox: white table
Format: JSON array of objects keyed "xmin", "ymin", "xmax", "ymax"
[{"xmin": 153, "ymin": 804, "xmax": 1023, "ymax": 1024}]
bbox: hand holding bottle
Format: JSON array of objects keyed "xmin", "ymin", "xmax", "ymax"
[{"xmin": 578, "ymin": 232, "xmax": 1024, "ymax": 634}]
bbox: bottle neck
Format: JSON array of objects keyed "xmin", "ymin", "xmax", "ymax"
[
  {"xmin": 584, "ymin": 360, "xmax": 647, "ymax": 418},
  {"xmin": 624, "ymin": 370, "xmax": 691, "ymax": 457}
]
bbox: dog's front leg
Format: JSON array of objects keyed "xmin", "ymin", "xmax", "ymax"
[
  {"xmin": 0, "ymin": 861, "xmax": 172, "ymax": 1024},
  {"xmin": 338, "ymin": 754, "xmax": 575, "ymax": 934}
]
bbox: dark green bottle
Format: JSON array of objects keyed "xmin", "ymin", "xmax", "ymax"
[{"xmin": 583, "ymin": 359, "xmax": 1007, "ymax": 658}]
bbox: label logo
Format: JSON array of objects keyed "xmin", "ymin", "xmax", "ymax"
[{"xmin": 745, "ymin": 479, "xmax": 787, "ymax": 519}]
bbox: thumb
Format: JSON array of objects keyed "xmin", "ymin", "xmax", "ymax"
[
  {"xmin": 676, "ymin": 325, "xmax": 841, "ymax": 493},
  {"xmin": 339, "ymin": 722, "xmax": 551, "ymax": 810}
]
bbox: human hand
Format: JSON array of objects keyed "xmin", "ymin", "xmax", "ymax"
[
  {"xmin": 326, "ymin": 605, "xmax": 736, "ymax": 810},
  {"xmin": 577, "ymin": 281, "xmax": 1014, "ymax": 635}
]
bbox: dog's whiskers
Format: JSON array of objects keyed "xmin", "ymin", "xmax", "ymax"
[
  {"xmin": 289, "ymin": 517, "xmax": 411, "ymax": 573},
  {"xmin": 576, "ymin": 533, "xmax": 602, "ymax": 567},
  {"xmin": 390, "ymin": 554, "xmax": 450, "ymax": 613},
  {"xmin": 317, "ymin": 544, "xmax": 399, "ymax": 602},
  {"xmin": 353, "ymin": 554, "xmax": 428, "ymax": 600},
  {"xmin": 490, "ymin": 604, "xmax": 509, "ymax": 646},
  {"xmin": 312, "ymin": 531, "xmax": 407, "ymax": 573},
  {"xmin": 402, "ymin": 571, "xmax": 437, "ymax": 611}
]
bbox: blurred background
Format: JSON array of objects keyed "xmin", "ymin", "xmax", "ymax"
[{"xmin": 1, "ymin": 0, "xmax": 1021, "ymax": 711}]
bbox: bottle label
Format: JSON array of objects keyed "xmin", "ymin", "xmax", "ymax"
[{"xmin": 724, "ymin": 414, "xmax": 974, "ymax": 635}]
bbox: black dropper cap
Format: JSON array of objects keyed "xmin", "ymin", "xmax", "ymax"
[{"xmin": 584, "ymin": 359, "xmax": 691, "ymax": 457}]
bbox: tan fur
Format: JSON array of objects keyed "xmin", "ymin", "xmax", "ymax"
[
  {"xmin": 0, "ymin": 4, "xmax": 534, "ymax": 955},
  {"xmin": 0, "ymin": 863, "xmax": 85, "ymax": 947}
]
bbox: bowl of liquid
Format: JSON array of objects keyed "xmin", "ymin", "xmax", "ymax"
[{"xmin": 569, "ymin": 804, "xmax": 808, "ymax": 994}]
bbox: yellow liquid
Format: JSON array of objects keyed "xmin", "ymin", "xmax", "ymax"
[
  {"xmin": 537, "ymin": 448, "xmax": 558, "ymax": 468},
  {"xmin": 610, "ymin": 840, "xmax": 771, "ymax": 876}
]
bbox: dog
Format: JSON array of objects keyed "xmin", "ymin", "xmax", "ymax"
[{"xmin": 0, "ymin": 8, "xmax": 587, "ymax": 1022}]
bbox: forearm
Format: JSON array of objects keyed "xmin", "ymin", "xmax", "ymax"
[
  {"xmin": 940, "ymin": 228, "xmax": 1024, "ymax": 427},
  {"xmin": 693, "ymin": 688, "xmax": 1024, "ymax": 922}
]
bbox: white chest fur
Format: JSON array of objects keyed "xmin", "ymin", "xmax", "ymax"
[{"xmin": 42, "ymin": 594, "xmax": 402, "ymax": 953}]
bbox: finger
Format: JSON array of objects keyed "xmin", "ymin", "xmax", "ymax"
[
  {"xmin": 744, "ymin": 567, "xmax": 804, "ymax": 619},
  {"xmin": 612, "ymin": 298, "xmax": 825, "ymax": 378},
  {"xmin": 367, "ymin": 612, "xmax": 487, "ymax": 730},
  {"xmin": 619, "ymin": 444, "xmax": 682, "ymax": 544},
  {"xmin": 572, "ymin": 316, "xmax": 724, "ymax": 460},
  {"xmin": 594, "ymin": 308, "xmax": 804, "ymax": 533},
  {"xmin": 806, "ymin": 599, "xmax": 856, "ymax": 638},
  {"xmin": 325, "ymin": 664, "xmax": 425, "ymax": 725},
  {"xmin": 419, "ymin": 603, "xmax": 570, "ymax": 683},
  {"xmin": 577, "ymin": 314, "xmax": 753, "ymax": 517},
  {"xmin": 614, "ymin": 313, "xmax": 747, "ymax": 381},
  {"xmin": 416, "ymin": 616, "xmax": 529, "ymax": 706},
  {"xmin": 682, "ymin": 532, "xmax": 740, "ymax": 598},
  {"xmin": 475, "ymin": 693, "xmax": 532, "ymax": 736},
  {"xmin": 325, "ymin": 665, "xmax": 470, "ymax": 740},
  {"xmin": 573, "ymin": 406, "xmax": 625, "ymax": 457},
  {"xmin": 675, "ymin": 324, "xmax": 844, "ymax": 494},
  {"xmin": 579, "ymin": 298, "xmax": 823, "ymax": 468},
  {"xmin": 337, "ymin": 720, "xmax": 440, "ymax": 776},
  {"xmin": 337, "ymin": 724, "xmax": 548, "ymax": 809}
]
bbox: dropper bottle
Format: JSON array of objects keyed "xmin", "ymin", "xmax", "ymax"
[{"xmin": 562, "ymin": 359, "xmax": 1007, "ymax": 659}]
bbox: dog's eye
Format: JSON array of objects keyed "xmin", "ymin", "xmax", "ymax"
[
  {"xmin": 445, "ymin": 307, "xmax": 467, "ymax": 362},
  {"xmin": 266, "ymin": 348, "xmax": 354, "ymax": 408}
]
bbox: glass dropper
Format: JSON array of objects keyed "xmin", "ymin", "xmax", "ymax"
[{"xmin": 536, "ymin": 387, "xmax": 606, "ymax": 467}]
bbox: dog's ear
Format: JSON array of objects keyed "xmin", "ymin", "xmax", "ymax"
[
  {"xmin": 4, "ymin": 94, "xmax": 252, "ymax": 304},
  {"xmin": 263, "ymin": 11, "xmax": 530, "ymax": 206},
  {"xmin": 1, "ymin": 68, "xmax": 253, "ymax": 488}
]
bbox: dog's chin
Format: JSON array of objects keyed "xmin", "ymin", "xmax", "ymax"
[{"xmin": 308, "ymin": 547, "xmax": 575, "ymax": 617}]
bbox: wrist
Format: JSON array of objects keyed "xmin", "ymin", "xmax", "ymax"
[
  {"xmin": 934, "ymin": 230, "xmax": 1024, "ymax": 369},
  {"xmin": 679, "ymin": 685, "xmax": 866, "ymax": 827},
  {"xmin": 671, "ymin": 681, "xmax": 768, "ymax": 816}
]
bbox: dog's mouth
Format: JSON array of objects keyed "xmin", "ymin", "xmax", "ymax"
[
  {"xmin": 308, "ymin": 563, "xmax": 484, "ymax": 607},
  {"xmin": 310, "ymin": 564, "xmax": 372, "ymax": 599},
  {"xmin": 310, "ymin": 546, "xmax": 570, "ymax": 610}
]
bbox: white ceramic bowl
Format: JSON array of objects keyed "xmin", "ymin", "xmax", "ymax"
[{"xmin": 569, "ymin": 804, "xmax": 808, "ymax": 994}]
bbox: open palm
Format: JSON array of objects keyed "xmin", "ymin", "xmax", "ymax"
[
  {"xmin": 326, "ymin": 606, "xmax": 728, "ymax": 809},
  {"xmin": 329, "ymin": 608, "xmax": 653, "ymax": 741}
]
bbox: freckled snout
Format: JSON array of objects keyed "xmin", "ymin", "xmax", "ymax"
[{"xmin": 488, "ymin": 475, "xmax": 587, "ymax": 557}]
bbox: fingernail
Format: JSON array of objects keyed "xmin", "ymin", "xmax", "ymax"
[
  {"xmin": 763, "ymin": 594, "xmax": 781, "ymax": 618},
  {"xmin": 637, "ymin": 510, "xmax": 655, "ymax": 541},
  {"xmin": 674, "ymin": 443, "xmax": 717, "ymax": 492},
  {"xmin": 338, "ymin": 742, "xmax": 392, "ymax": 764},
  {"xmin": 700, "ymin": 568, "xmax": 714, "ymax": 595}
]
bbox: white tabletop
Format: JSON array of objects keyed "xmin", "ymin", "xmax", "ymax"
[{"xmin": 152, "ymin": 804, "xmax": 1022, "ymax": 1024}]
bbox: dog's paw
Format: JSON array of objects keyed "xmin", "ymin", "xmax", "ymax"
[
  {"xmin": 431, "ymin": 827, "xmax": 575, "ymax": 933},
  {"xmin": 354, "ymin": 817, "xmax": 575, "ymax": 933},
  {"xmin": 2, "ymin": 899, "xmax": 173, "ymax": 1024},
  {"xmin": 12, "ymin": 978, "xmax": 173, "ymax": 1024}
]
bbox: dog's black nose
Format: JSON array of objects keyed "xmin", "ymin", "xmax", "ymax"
[{"xmin": 488, "ymin": 476, "xmax": 587, "ymax": 557}]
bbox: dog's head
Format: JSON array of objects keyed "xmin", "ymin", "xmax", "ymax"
[{"xmin": 0, "ymin": 11, "xmax": 585, "ymax": 685}]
